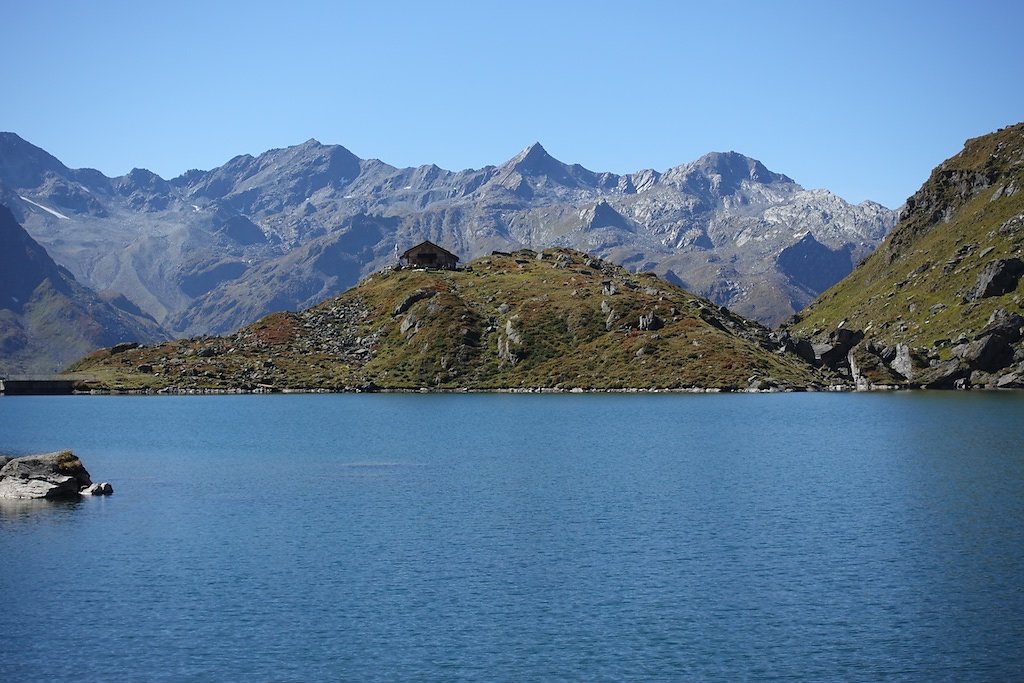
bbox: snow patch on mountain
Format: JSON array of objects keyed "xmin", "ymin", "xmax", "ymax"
[{"xmin": 19, "ymin": 195, "xmax": 69, "ymax": 220}]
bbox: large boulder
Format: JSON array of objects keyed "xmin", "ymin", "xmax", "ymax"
[
  {"xmin": 966, "ymin": 258, "xmax": 1024, "ymax": 300},
  {"xmin": 891, "ymin": 344, "xmax": 916, "ymax": 380},
  {"xmin": 0, "ymin": 451, "xmax": 93, "ymax": 499},
  {"xmin": 952, "ymin": 334, "xmax": 1015, "ymax": 373},
  {"xmin": 815, "ymin": 327, "xmax": 865, "ymax": 368},
  {"xmin": 914, "ymin": 359, "xmax": 970, "ymax": 389},
  {"xmin": 848, "ymin": 345, "xmax": 907, "ymax": 390},
  {"xmin": 977, "ymin": 308, "xmax": 1024, "ymax": 343},
  {"xmin": 997, "ymin": 370, "xmax": 1024, "ymax": 388},
  {"xmin": 638, "ymin": 312, "xmax": 663, "ymax": 331},
  {"xmin": 82, "ymin": 482, "xmax": 114, "ymax": 496}
]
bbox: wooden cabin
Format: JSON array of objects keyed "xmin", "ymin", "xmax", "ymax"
[{"xmin": 400, "ymin": 240, "xmax": 460, "ymax": 270}]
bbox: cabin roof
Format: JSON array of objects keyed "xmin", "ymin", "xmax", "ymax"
[{"xmin": 401, "ymin": 240, "xmax": 459, "ymax": 261}]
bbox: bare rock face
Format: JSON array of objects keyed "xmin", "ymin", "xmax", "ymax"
[
  {"xmin": 979, "ymin": 308, "xmax": 1024, "ymax": 343},
  {"xmin": 891, "ymin": 344, "xmax": 915, "ymax": 380},
  {"xmin": 0, "ymin": 450, "xmax": 93, "ymax": 499},
  {"xmin": 916, "ymin": 360, "xmax": 971, "ymax": 389},
  {"xmin": 813, "ymin": 327, "xmax": 864, "ymax": 367},
  {"xmin": 966, "ymin": 258, "xmax": 1024, "ymax": 300},
  {"xmin": 953, "ymin": 334, "xmax": 1015, "ymax": 373}
]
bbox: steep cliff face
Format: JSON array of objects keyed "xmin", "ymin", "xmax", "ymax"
[
  {"xmin": 1, "ymin": 133, "xmax": 896, "ymax": 340},
  {"xmin": 791, "ymin": 122, "xmax": 1024, "ymax": 389}
]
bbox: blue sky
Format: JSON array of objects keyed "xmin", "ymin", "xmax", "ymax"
[{"xmin": 3, "ymin": 0, "xmax": 1021, "ymax": 208}]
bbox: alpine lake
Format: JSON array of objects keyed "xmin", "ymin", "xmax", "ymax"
[{"xmin": 1, "ymin": 391, "xmax": 1023, "ymax": 681}]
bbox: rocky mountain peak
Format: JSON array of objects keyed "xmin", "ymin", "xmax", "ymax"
[
  {"xmin": 113, "ymin": 168, "xmax": 172, "ymax": 211},
  {"xmin": 117, "ymin": 167, "xmax": 167, "ymax": 189},
  {"xmin": 688, "ymin": 151, "xmax": 793, "ymax": 188},
  {"xmin": 504, "ymin": 142, "xmax": 561, "ymax": 176},
  {"xmin": 259, "ymin": 139, "xmax": 359, "ymax": 170},
  {"xmin": 492, "ymin": 142, "xmax": 618, "ymax": 197},
  {"xmin": 658, "ymin": 151, "xmax": 794, "ymax": 199},
  {"xmin": 0, "ymin": 132, "xmax": 71, "ymax": 189},
  {"xmin": 182, "ymin": 139, "xmax": 364, "ymax": 210},
  {"xmin": 582, "ymin": 199, "xmax": 631, "ymax": 231}
]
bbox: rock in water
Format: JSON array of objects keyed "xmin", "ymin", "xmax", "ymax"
[
  {"xmin": 0, "ymin": 450, "xmax": 93, "ymax": 499},
  {"xmin": 82, "ymin": 482, "xmax": 114, "ymax": 496}
]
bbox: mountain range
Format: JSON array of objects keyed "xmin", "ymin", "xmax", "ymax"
[
  {"xmin": 0, "ymin": 133, "xmax": 895, "ymax": 352},
  {"xmin": 11, "ymin": 123, "xmax": 1023, "ymax": 388}
]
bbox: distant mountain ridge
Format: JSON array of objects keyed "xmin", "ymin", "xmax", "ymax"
[{"xmin": 0, "ymin": 133, "xmax": 896, "ymax": 338}]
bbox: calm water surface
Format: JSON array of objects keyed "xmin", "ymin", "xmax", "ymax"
[{"xmin": 1, "ymin": 392, "xmax": 1023, "ymax": 681}]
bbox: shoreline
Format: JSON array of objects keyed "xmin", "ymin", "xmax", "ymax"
[
  {"xmin": 42, "ymin": 383, "xmax": 1023, "ymax": 395},
  {"xmin": 6, "ymin": 378, "xmax": 1022, "ymax": 396}
]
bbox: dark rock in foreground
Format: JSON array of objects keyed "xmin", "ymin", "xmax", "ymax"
[
  {"xmin": 0, "ymin": 450, "xmax": 110, "ymax": 499},
  {"xmin": 967, "ymin": 258, "xmax": 1024, "ymax": 300}
]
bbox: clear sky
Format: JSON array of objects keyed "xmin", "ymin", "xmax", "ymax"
[{"xmin": 3, "ymin": 0, "xmax": 1022, "ymax": 208}]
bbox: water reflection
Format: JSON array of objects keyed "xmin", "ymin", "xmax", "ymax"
[{"xmin": 0, "ymin": 496, "xmax": 83, "ymax": 521}]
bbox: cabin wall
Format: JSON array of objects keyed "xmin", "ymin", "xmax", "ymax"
[{"xmin": 403, "ymin": 245, "xmax": 458, "ymax": 269}]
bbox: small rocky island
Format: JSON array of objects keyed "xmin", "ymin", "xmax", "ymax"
[{"xmin": 0, "ymin": 451, "xmax": 112, "ymax": 500}]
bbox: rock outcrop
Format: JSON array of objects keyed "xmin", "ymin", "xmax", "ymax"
[
  {"xmin": 0, "ymin": 450, "xmax": 109, "ymax": 499},
  {"xmin": 81, "ymin": 481, "xmax": 114, "ymax": 496},
  {"xmin": 791, "ymin": 122, "xmax": 1024, "ymax": 390},
  {"xmin": 967, "ymin": 258, "xmax": 1024, "ymax": 300},
  {"xmin": 801, "ymin": 307, "xmax": 1024, "ymax": 390}
]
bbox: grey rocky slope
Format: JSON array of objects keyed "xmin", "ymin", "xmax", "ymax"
[
  {"xmin": 1, "ymin": 133, "xmax": 896, "ymax": 336},
  {"xmin": 0, "ymin": 204, "xmax": 168, "ymax": 374}
]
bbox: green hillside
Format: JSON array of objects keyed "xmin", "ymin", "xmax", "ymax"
[
  {"xmin": 791, "ymin": 122, "xmax": 1024, "ymax": 388},
  {"xmin": 69, "ymin": 248, "xmax": 824, "ymax": 392}
]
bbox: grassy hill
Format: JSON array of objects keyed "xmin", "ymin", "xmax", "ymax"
[
  {"xmin": 69, "ymin": 248, "xmax": 824, "ymax": 392},
  {"xmin": 791, "ymin": 122, "xmax": 1024, "ymax": 388}
]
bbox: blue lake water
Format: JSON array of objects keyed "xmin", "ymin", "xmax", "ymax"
[{"xmin": 1, "ymin": 392, "xmax": 1023, "ymax": 681}]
